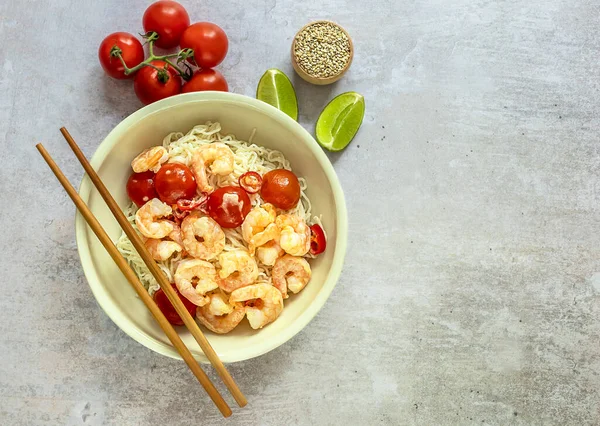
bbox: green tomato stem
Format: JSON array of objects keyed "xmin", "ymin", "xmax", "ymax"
[
  {"xmin": 163, "ymin": 59, "xmax": 185, "ymax": 76},
  {"xmin": 114, "ymin": 38, "xmax": 191, "ymax": 81},
  {"xmin": 148, "ymin": 39, "xmax": 155, "ymax": 57}
]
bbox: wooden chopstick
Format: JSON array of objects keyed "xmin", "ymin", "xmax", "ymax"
[
  {"xmin": 36, "ymin": 143, "xmax": 232, "ymax": 418},
  {"xmin": 59, "ymin": 127, "xmax": 248, "ymax": 409}
]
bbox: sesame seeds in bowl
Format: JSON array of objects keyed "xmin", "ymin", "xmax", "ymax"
[{"xmin": 291, "ymin": 21, "xmax": 354, "ymax": 85}]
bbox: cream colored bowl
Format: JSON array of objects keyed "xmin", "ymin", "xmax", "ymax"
[{"xmin": 75, "ymin": 92, "xmax": 347, "ymax": 363}]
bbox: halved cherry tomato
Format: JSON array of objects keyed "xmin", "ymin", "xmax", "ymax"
[
  {"xmin": 309, "ymin": 224, "xmax": 327, "ymax": 255},
  {"xmin": 182, "ymin": 69, "xmax": 228, "ymax": 93},
  {"xmin": 142, "ymin": 1, "xmax": 190, "ymax": 49},
  {"xmin": 260, "ymin": 169, "xmax": 301, "ymax": 210},
  {"xmin": 98, "ymin": 32, "xmax": 144, "ymax": 79},
  {"xmin": 126, "ymin": 171, "xmax": 157, "ymax": 207},
  {"xmin": 177, "ymin": 195, "xmax": 207, "ymax": 211},
  {"xmin": 238, "ymin": 171, "xmax": 262, "ymax": 194},
  {"xmin": 133, "ymin": 60, "xmax": 182, "ymax": 105},
  {"xmin": 179, "ymin": 22, "xmax": 228, "ymax": 68},
  {"xmin": 206, "ymin": 186, "xmax": 251, "ymax": 228},
  {"xmin": 155, "ymin": 163, "xmax": 197, "ymax": 204},
  {"xmin": 153, "ymin": 284, "xmax": 197, "ymax": 325}
]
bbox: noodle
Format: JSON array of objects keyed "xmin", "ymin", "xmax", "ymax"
[{"xmin": 116, "ymin": 122, "xmax": 319, "ymax": 295}]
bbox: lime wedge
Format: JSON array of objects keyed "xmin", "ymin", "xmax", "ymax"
[
  {"xmin": 256, "ymin": 69, "xmax": 298, "ymax": 121},
  {"xmin": 315, "ymin": 92, "xmax": 365, "ymax": 151}
]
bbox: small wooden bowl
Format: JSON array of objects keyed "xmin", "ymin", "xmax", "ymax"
[{"xmin": 291, "ymin": 20, "xmax": 354, "ymax": 85}]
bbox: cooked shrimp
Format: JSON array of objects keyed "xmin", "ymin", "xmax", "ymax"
[
  {"xmin": 276, "ymin": 214, "xmax": 310, "ymax": 256},
  {"xmin": 206, "ymin": 291, "xmax": 234, "ymax": 316},
  {"xmin": 145, "ymin": 222, "xmax": 186, "ymax": 260},
  {"xmin": 242, "ymin": 203, "xmax": 279, "ymax": 254},
  {"xmin": 181, "ymin": 213, "xmax": 225, "ymax": 260},
  {"xmin": 131, "ymin": 146, "xmax": 168, "ymax": 173},
  {"xmin": 272, "ymin": 255, "xmax": 311, "ymax": 297},
  {"xmin": 144, "ymin": 239, "xmax": 182, "ymax": 261},
  {"xmin": 168, "ymin": 223, "xmax": 184, "ymax": 247},
  {"xmin": 229, "ymin": 283, "xmax": 284, "ymax": 329},
  {"xmin": 135, "ymin": 198, "xmax": 175, "ymax": 239},
  {"xmin": 196, "ymin": 292, "xmax": 245, "ymax": 334},
  {"xmin": 256, "ymin": 240, "xmax": 284, "ymax": 266},
  {"xmin": 217, "ymin": 250, "xmax": 259, "ymax": 292},
  {"xmin": 174, "ymin": 259, "xmax": 218, "ymax": 306},
  {"xmin": 191, "ymin": 142, "xmax": 234, "ymax": 192}
]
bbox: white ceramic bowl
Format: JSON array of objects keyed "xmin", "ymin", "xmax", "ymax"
[{"xmin": 76, "ymin": 92, "xmax": 347, "ymax": 363}]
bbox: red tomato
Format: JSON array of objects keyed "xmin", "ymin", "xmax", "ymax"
[
  {"xmin": 310, "ymin": 224, "xmax": 327, "ymax": 255},
  {"xmin": 98, "ymin": 32, "xmax": 144, "ymax": 79},
  {"xmin": 180, "ymin": 22, "xmax": 228, "ymax": 68},
  {"xmin": 134, "ymin": 60, "xmax": 182, "ymax": 105},
  {"xmin": 154, "ymin": 163, "xmax": 197, "ymax": 204},
  {"xmin": 142, "ymin": 1, "xmax": 190, "ymax": 48},
  {"xmin": 126, "ymin": 171, "xmax": 157, "ymax": 207},
  {"xmin": 182, "ymin": 69, "xmax": 228, "ymax": 93},
  {"xmin": 238, "ymin": 171, "xmax": 262, "ymax": 194},
  {"xmin": 153, "ymin": 284, "xmax": 197, "ymax": 325},
  {"xmin": 260, "ymin": 169, "xmax": 301, "ymax": 210},
  {"xmin": 206, "ymin": 186, "xmax": 251, "ymax": 228}
]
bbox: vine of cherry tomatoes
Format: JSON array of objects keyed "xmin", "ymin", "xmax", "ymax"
[{"xmin": 98, "ymin": 1, "xmax": 229, "ymax": 105}]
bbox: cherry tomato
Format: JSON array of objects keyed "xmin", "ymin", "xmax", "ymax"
[
  {"xmin": 180, "ymin": 22, "xmax": 228, "ymax": 68},
  {"xmin": 206, "ymin": 186, "xmax": 251, "ymax": 228},
  {"xmin": 260, "ymin": 169, "xmax": 301, "ymax": 210},
  {"xmin": 142, "ymin": 1, "xmax": 190, "ymax": 49},
  {"xmin": 153, "ymin": 284, "xmax": 197, "ymax": 325},
  {"xmin": 98, "ymin": 32, "xmax": 144, "ymax": 79},
  {"xmin": 310, "ymin": 224, "xmax": 327, "ymax": 255},
  {"xmin": 182, "ymin": 69, "xmax": 228, "ymax": 93},
  {"xmin": 238, "ymin": 171, "xmax": 262, "ymax": 194},
  {"xmin": 154, "ymin": 163, "xmax": 197, "ymax": 204},
  {"xmin": 126, "ymin": 171, "xmax": 157, "ymax": 207},
  {"xmin": 134, "ymin": 60, "xmax": 182, "ymax": 105}
]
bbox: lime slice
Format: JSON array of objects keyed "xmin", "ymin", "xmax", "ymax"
[
  {"xmin": 256, "ymin": 69, "xmax": 298, "ymax": 121},
  {"xmin": 315, "ymin": 92, "xmax": 365, "ymax": 151}
]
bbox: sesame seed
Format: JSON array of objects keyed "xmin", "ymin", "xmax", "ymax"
[{"xmin": 293, "ymin": 22, "xmax": 351, "ymax": 79}]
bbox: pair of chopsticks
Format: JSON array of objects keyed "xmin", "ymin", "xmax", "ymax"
[{"xmin": 37, "ymin": 128, "xmax": 246, "ymax": 418}]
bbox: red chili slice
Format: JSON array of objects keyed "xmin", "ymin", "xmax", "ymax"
[
  {"xmin": 309, "ymin": 224, "xmax": 327, "ymax": 255},
  {"xmin": 172, "ymin": 207, "xmax": 190, "ymax": 226},
  {"xmin": 176, "ymin": 195, "xmax": 207, "ymax": 211},
  {"xmin": 238, "ymin": 171, "xmax": 262, "ymax": 194}
]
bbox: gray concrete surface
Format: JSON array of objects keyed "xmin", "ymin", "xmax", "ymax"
[{"xmin": 1, "ymin": 0, "xmax": 599, "ymax": 425}]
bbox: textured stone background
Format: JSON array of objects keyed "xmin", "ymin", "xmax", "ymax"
[{"xmin": 1, "ymin": 0, "xmax": 599, "ymax": 425}]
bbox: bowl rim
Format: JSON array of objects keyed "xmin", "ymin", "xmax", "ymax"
[{"xmin": 75, "ymin": 91, "xmax": 348, "ymax": 363}]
